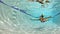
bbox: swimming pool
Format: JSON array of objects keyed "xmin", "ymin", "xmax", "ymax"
[{"xmin": 0, "ymin": 0, "xmax": 60, "ymax": 34}]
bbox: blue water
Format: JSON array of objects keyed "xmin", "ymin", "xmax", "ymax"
[{"xmin": 0, "ymin": 0, "xmax": 60, "ymax": 34}]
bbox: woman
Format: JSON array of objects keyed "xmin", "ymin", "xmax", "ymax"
[{"xmin": 39, "ymin": 14, "xmax": 52, "ymax": 22}]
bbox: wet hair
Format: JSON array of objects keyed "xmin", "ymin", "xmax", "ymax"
[{"xmin": 40, "ymin": 14, "xmax": 44, "ymax": 17}]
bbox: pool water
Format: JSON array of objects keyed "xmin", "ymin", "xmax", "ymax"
[{"xmin": 0, "ymin": 0, "xmax": 60, "ymax": 34}]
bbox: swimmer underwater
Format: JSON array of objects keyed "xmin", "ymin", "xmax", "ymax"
[{"xmin": 0, "ymin": 0, "xmax": 60, "ymax": 23}]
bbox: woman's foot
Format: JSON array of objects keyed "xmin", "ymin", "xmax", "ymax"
[
  {"xmin": 39, "ymin": 1, "xmax": 44, "ymax": 4},
  {"xmin": 45, "ymin": 0, "xmax": 50, "ymax": 3},
  {"xmin": 36, "ymin": 0, "xmax": 44, "ymax": 4}
]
